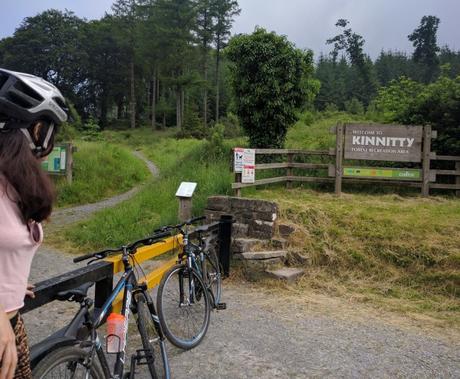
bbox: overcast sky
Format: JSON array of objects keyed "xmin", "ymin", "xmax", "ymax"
[{"xmin": 2, "ymin": 0, "xmax": 459, "ymax": 60}]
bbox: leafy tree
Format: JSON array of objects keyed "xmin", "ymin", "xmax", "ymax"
[
  {"xmin": 408, "ymin": 15, "xmax": 440, "ymax": 83},
  {"xmin": 374, "ymin": 50, "xmax": 413, "ymax": 86},
  {"xmin": 226, "ymin": 28, "xmax": 318, "ymax": 148},
  {"xmin": 326, "ymin": 19, "xmax": 377, "ymax": 105},
  {"xmin": 374, "ymin": 75, "xmax": 460, "ymax": 155}
]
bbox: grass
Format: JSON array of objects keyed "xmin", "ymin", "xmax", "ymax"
[
  {"xmin": 48, "ymin": 130, "xmax": 236, "ymax": 252},
  {"xmin": 54, "ymin": 141, "xmax": 149, "ymax": 208},
  {"xmin": 245, "ymin": 188, "xmax": 460, "ymax": 327}
]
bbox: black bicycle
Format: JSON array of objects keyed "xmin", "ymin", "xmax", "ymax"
[
  {"xmin": 31, "ymin": 232, "xmax": 171, "ymax": 379},
  {"xmin": 156, "ymin": 216, "xmax": 225, "ymax": 350}
]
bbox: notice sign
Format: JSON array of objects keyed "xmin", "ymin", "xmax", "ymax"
[
  {"xmin": 234, "ymin": 147, "xmax": 244, "ymax": 173},
  {"xmin": 343, "ymin": 167, "xmax": 422, "ymax": 181},
  {"xmin": 241, "ymin": 148, "xmax": 255, "ymax": 184},
  {"xmin": 41, "ymin": 145, "xmax": 67, "ymax": 173},
  {"xmin": 344, "ymin": 124, "xmax": 423, "ymax": 162}
]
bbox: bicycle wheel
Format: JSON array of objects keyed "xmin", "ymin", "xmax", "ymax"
[
  {"xmin": 135, "ymin": 292, "xmax": 170, "ymax": 379},
  {"xmin": 32, "ymin": 345, "xmax": 104, "ymax": 379},
  {"xmin": 157, "ymin": 264, "xmax": 210, "ymax": 350},
  {"xmin": 203, "ymin": 247, "xmax": 222, "ymax": 305}
]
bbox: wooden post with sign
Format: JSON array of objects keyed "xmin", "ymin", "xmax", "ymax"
[
  {"xmin": 335, "ymin": 123, "xmax": 344, "ymax": 196},
  {"xmin": 422, "ymin": 125, "xmax": 432, "ymax": 197},
  {"xmin": 66, "ymin": 143, "xmax": 73, "ymax": 185},
  {"xmin": 176, "ymin": 182, "xmax": 197, "ymax": 222},
  {"xmin": 234, "ymin": 173, "xmax": 242, "ymax": 197}
]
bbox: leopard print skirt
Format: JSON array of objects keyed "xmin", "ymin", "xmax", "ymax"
[{"xmin": 10, "ymin": 313, "xmax": 32, "ymax": 379}]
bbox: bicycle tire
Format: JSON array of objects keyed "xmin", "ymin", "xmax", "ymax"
[
  {"xmin": 203, "ymin": 247, "xmax": 222, "ymax": 305},
  {"xmin": 32, "ymin": 345, "xmax": 104, "ymax": 379},
  {"xmin": 135, "ymin": 292, "xmax": 170, "ymax": 379},
  {"xmin": 157, "ymin": 264, "xmax": 211, "ymax": 350}
]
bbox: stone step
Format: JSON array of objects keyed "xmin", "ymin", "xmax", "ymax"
[
  {"xmin": 232, "ymin": 238, "xmax": 264, "ymax": 254},
  {"xmin": 234, "ymin": 250, "xmax": 287, "ymax": 261},
  {"xmin": 232, "ymin": 222, "xmax": 249, "ymax": 238},
  {"xmin": 265, "ymin": 267, "xmax": 305, "ymax": 283},
  {"xmin": 278, "ymin": 223, "xmax": 296, "ymax": 238}
]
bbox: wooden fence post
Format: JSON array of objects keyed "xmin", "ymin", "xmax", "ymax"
[
  {"xmin": 66, "ymin": 143, "xmax": 73, "ymax": 185},
  {"xmin": 422, "ymin": 125, "xmax": 432, "ymax": 197},
  {"xmin": 335, "ymin": 123, "xmax": 344, "ymax": 196},
  {"xmin": 456, "ymin": 161, "xmax": 460, "ymax": 198},
  {"xmin": 234, "ymin": 173, "xmax": 241, "ymax": 197},
  {"xmin": 286, "ymin": 152, "xmax": 293, "ymax": 189}
]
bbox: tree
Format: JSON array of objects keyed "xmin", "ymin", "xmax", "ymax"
[
  {"xmin": 227, "ymin": 28, "xmax": 319, "ymax": 148},
  {"xmin": 196, "ymin": 0, "xmax": 216, "ymax": 128},
  {"xmin": 408, "ymin": 15, "xmax": 440, "ymax": 83},
  {"xmin": 211, "ymin": 0, "xmax": 240, "ymax": 122},
  {"xmin": 327, "ymin": 19, "xmax": 377, "ymax": 105},
  {"xmin": 110, "ymin": 0, "xmax": 142, "ymax": 128}
]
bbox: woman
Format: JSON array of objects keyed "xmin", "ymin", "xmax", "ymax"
[{"xmin": 0, "ymin": 68, "xmax": 68, "ymax": 379}]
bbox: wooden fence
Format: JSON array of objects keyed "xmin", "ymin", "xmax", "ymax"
[
  {"xmin": 23, "ymin": 217, "xmax": 232, "ymax": 315},
  {"xmin": 232, "ymin": 124, "xmax": 460, "ymax": 197}
]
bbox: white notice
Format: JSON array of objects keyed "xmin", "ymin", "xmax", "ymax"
[
  {"xmin": 234, "ymin": 147, "xmax": 244, "ymax": 173},
  {"xmin": 241, "ymin": 149, "xmax": 255, "ymax": 184},
  {"xmin": 175, "ymin": 182, "xmax": 197, "ymax": 198}
]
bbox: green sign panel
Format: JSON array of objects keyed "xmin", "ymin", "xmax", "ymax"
[
  {"xmin": 41, "ymin": 145, "xmax": 67, "ymax": 173},
  {"xmin": 343, "ymin": 167, "xmax": 422, "ymax": 181}
]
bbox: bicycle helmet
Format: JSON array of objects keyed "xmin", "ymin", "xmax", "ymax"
[{"xmin": 0, "ymin": 68, "xmax": 68, "ymax": 157}]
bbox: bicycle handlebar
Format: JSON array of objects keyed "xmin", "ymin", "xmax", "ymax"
[
  {"xmin": 73, "ymin": 230, "xmax": 172, "ymax": 263},
  {"xmin": 154, "ymin": 216, "xmax": 206, "ymax": 234}
]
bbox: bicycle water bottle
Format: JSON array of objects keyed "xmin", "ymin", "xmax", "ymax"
[{"xmin": 106, "ymin": 313, "xmax": 126, "ymax": 353}]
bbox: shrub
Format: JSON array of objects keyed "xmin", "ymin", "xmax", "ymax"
[
  {"xmin": 344, "ymin": 97, "xmax": 364, "ymax": 115},
  {"xmin": 226, "ymin": 27, "xmax": 319, "ymax": 148}
]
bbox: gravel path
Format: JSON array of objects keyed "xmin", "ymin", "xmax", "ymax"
[
  {"xmin": 22, "ymin": 151, "xmax": 460, "ymax": 378},
  {"xmin": 51, "ymin": 150, "xmax": 158, "ymax": 226}
]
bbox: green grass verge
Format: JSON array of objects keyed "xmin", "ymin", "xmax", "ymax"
[
  {"xmin": 250, "ymin": 188, "xmax": 460, "ymax": 325},
  {"xmin": 50, "ymin": 134, "xmax": 235, "ymax": 252},
  {"xmin": 54, "ymin": 141, "xmax": 149, "ymax": 208}
]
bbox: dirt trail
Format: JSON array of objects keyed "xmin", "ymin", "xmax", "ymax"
[{"xmin": 22, "ymin": 151, "xmax": 460, "ymax": 378}]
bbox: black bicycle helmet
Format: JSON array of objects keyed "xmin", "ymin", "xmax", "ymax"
[{"xmin": 0, "ymin": 68, "xmax": 68, "ymax": 156}]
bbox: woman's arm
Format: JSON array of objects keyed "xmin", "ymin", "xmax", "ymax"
[{"xmin": 0, "ymin": 305, "xmax": 17, "ymax": 379}]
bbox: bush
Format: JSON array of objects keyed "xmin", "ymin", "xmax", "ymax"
[
  {"xmin": 226, "ymin": 27, "xmax": 319, "ymax": 148},
  {"xmin": 81, "ymin": 117, "xmax": 103, "ymax": 141},
  {"xmin": 176, "ymin": 110, "xmax": 207, "ymax": 139},
  {"xmin": 205, "ymin": 123, "xmax": 226, "ymax": 159},
  {"xmin": 344, "ymin": 97, "xmax": 364, "ymax": 115},
  {"xmin": 219, "ymin": 112, "xmax": 243, "ymax": 138}
]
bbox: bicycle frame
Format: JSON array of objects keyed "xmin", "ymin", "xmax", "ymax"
[{"xmin": 83, "ymin": 259, "xmax": 169, "ymax": 379}]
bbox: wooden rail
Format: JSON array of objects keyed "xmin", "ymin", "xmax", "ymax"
[{"xmin": 232, "ymin": 125, "xmax": 460, "ymax": 197}]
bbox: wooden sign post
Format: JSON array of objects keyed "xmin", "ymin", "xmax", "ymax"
[{"xmin": 176, "ymin": 182, "xmax": 197, "ymax": 222}]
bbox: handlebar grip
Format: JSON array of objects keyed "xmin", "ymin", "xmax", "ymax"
[{"xmin": 73, "ymin": 252, "xmax": 98, "ymax": 263}]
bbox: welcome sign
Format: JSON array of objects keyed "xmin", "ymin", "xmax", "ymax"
[{"xmin": 344, "ymin": 124, "xmax": 423, "ymax": 162}]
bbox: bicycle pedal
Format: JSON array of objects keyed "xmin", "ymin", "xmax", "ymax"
[{"xmin": 216, "ymin": 302, "xmax": 227, "ymax": 310}]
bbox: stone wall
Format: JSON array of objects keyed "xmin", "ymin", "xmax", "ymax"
[{"xmin": 205, "ymin": 196, "xmax": 278, "ymax": 240}]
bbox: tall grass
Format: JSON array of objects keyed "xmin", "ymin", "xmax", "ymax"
[
  {"xmin": 54, "ymin": 141, "xmax": 149, "ymax": 208},
  {"xmin": 52, "ymin": 136, "xmax": 234, "ymax": 252}
]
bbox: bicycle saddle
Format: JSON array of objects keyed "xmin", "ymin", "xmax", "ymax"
[{"xmin": 55, "ymin": 282, "xmax": 94, "ymax": 302}]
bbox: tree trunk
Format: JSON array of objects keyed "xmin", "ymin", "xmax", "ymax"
[
  {"xmin": 215, "ymin": 38, "xmax": 221, "ymax": 123},
  {"xmin": 100, "ymin": 95, "xmax": 108, "ymax": 129},
  {"xmin": 130, "ymin": 60, "xmax": 136, "ymax": 129},
  {"xmin": 204, "ymin": 61, "xmax": 208, "ymax": 128},
  {"xmin": 181, "ymin": 88, "xmax": 185, "ymax": 127},
  {"xmin": 151, "ymin": 69, "xmax": 157, "ymax": 130},
  {"xmin": 176, "ymin": 88, "xmax": 182, "ymax": 129}
]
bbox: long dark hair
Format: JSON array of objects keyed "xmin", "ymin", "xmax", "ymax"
[{"xmin": 0, "ymin": 128, "xmax": 55, "ymax": 222}]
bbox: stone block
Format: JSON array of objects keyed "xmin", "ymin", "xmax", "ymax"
[
  {"xmin": 248, "ymin": 220, "xmax": 276, "ymax": 239},
  {"xmin": 279, "ymin": 223, "xmax": 296, "ymax": 238},
  {"xmin": 265, "ymin": 268, "xmax": 305, "ymax": 283},
  {"xmin": 232, "ymin": 223, "xmax": 249, "ymax": 238},
  {"xmin": 232, "ymin": 238, "xmax": 263, "ymax": 254},
  {"xmin": 239, "ymin": 250, "xmax": 287, "ymax": 260},
  {"xmin": 207, "ymin": 196, "xmax": 231, "ymax": 212}
]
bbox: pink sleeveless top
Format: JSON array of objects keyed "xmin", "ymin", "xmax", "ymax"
[{"xmin": 0, "ymin": 175, "xmax": 43, "ymax": 312}]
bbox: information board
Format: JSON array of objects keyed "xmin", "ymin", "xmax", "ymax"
[
  {"xmin": 233, "ymin": 147, "xmax": 244, "ymax": 173},
  {"xmin": 241, "ymin": 148, "xmax": 255, "ymax": 184},
  {"xmin": 344, "ymin": 124, "xmax": 423, "ymax": 162},
  {"xmin": 41, "ymin": 145, "xmax": 67, "ymax": 173},
  {"xmin": 343, "ymin": 167, "xmax": 422, "ymax": 181}
]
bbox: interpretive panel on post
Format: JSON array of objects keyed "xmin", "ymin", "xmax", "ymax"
[
  {"xmin": 344, "ymin": 124, "xmax": 423, "ymax": 162},
  {"xmin": 242, "ymin": 148, "xmax": 255, "ymax": 184}
]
